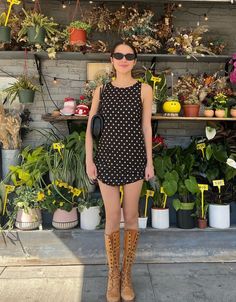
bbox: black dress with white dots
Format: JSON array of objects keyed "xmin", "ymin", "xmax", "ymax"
[{"xmin": 94, "ymin": 81, "xmax": 147, "ymax": 186}]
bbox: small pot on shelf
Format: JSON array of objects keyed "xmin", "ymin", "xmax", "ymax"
[
  {"xmin": 197, "ymin": 218, "xmax": 207, "ymax": 229},
  {"xmin": 183, "ymin": 104, "xmax": 200, "ymax": 117},
  {"xmin": 203, "ymin": 108, "xmax": 214, "ymax": 117},
  {"xmin": 215, "ymin": 109, "xmax": 226, "ymax": 118},
  {"xmin": 230, "ymin": 107, "xmax": 236, "ymax": 118}
]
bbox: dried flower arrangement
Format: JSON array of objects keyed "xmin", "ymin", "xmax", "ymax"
[
  {"xmin": 0, "ymin": 105, "xmax": 21, "ymax": 150},
  {"xmin": 166, "ymin": 25, "xmax": 215, "ymax": 58},
  {"xmin": 114, "ymin": 6, "xmax": 161, "ymax": 53}
]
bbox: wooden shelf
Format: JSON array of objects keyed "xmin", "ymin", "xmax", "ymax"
[
  {"xmin": 0, "ymin": 51, "xmax": 230, "ymax": 62},
  {"xmin": 42, "ymin": 114, "xmax": 236, "ymax": 122}
]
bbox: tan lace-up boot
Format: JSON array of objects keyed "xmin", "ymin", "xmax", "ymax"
[
  {"xmin": 105, "ymin": 230, "xmax": 121, "ymax": 302},
  {"xmin": 121, "ymin": 229, "xmax": 139, "ymax": 301}
]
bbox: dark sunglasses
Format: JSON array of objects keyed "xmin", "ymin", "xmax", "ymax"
[{"xmin": 112, "ymin": 52, "xmax": 136, "ymax": 61}]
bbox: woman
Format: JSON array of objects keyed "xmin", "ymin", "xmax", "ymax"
[{"xmin": 85, "ymin": 41, "xmax": 154, "ymax": 302}]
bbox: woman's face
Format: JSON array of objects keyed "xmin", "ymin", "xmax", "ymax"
[{"xmin": 111, "ymin": 44, "xmax": 136, "ymax": 74}]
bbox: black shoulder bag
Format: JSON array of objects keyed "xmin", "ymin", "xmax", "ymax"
[{"xmin": 90, "ymin": 85, "xmax": 106, "ymax": 139}]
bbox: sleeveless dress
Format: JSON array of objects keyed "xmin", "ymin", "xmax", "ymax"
[{"xmin": 94, "ymin": 81, "xmax": 147, "ymax": 186}]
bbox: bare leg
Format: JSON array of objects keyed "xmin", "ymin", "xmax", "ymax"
[
  {"xmin": 97, "ymin": 179, "xmax": 121, "ymax": 234},
  {"xmin": 123, "ymin": 179, "xmax": 144, "ymax": 230}
]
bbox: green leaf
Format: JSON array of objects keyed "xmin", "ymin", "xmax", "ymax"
[
  {"xmin": 163, "ymin": 179, "xmax": 177, "ymax": 196},
  {"xmin": 206, "ymin": 145, "xmax": 213, "ymax": 160}
]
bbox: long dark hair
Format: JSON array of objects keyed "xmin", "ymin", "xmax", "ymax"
[{"xmin": 110, "ymin": 40, "xmax": 137, "ymax": 58}]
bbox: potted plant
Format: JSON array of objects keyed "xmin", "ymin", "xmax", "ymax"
[
  {"xmin": 162, "ymin": 96, "xmax": 181, "ymax": 117},
  {"xmin": 78, "ymin": 195, "xmax": 103, "ymax": 230},
  {"xmin": 0, "ymin": 105, "xmax": 21, "ymax": 179},
  {"xmin": 152, "ymin": 152, "xmax": 179, "ymax": 229},
  {"xmin": 213, "ymin": 93, "xmax": 228, "ymax": 118},
  {"xmin": 18, "ymin": 8, "xmax": 60, "ymax": 45},
  {"xmin": 67, "ymin": 20, "xmax": 91, "ymax": 46},
  {"xmin": 42, "ymin": 179, "xmax": 82, "ymax": 229},
  {"xmin": 3, "ymin": 75, "xmax": 40, "ymax": 104},
  {"xmin": 9, "ymin": 185, "xmax": 43, "ymax": 230},
  {"xmin": 0, "ymin": 12, "xmax": 11, "ymax": 43},
  {"xmin": 183, "ymin": 96, "xmax": 200, "ymax": 117},
  {"xmin": 194, "ymin": 194, "xmax": 209, "ymax": 229}
]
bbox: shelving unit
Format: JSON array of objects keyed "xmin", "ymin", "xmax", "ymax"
[
  {"xmin": 0, "ymin": 51, "xmax": 230, "ymax": 62},
  {"xmin": 42, "ymin": 114, "xmax": 236, "ymax": 122}
]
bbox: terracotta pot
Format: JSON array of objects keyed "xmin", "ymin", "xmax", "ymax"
[
  {"xmin": 183, "ymin": 104, "xmax": 200, "ymax": 117},
  {"xmin": 52, "ymin": 207, "xmax": 78, "ymax": 229},
  {"xmin": 198, "ymin": 218, "xmax": 207, "ymax": 229},
  {"xmin": 69, "ymin": 28, "xmax": 86, "ymax": 46},
  {"xmin": 215, "ymin": 109, "xmax": 225, "ymax": 118},
  {"xmin": 230, "ymin": 108, "xmax": 236, "ymax": 118},
  {"xmin": 204, "ymin": 109, "xmax": 214, "ymax": 117}
]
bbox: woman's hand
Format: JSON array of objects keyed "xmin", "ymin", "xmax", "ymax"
[
  {"xmin": 86, "ymin": 161, "xmax": 98, "ymax": 181},
  {"xmin": 145, "ymin": 164, "xmax": 154, "ymax": 181}
]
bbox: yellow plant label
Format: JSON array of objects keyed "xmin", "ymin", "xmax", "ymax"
[
  {"xmin": 160, "ymin": 187, "xmax": 164, "ymax": 193},
  {"xmin": 213, "ymin": 180, "xmax": 225, "ymax": 187},
  {"xmin": 146, "ymin": 190, "xmax": 155, "ymax": 197},
  {"xmin": 198, "ymin": 184, "xmax": 208, "ymax": 191}
]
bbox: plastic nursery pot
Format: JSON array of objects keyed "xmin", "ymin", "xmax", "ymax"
[
  {"xmin": 198, "ymin": 218, "xmax": 207, "ymax": 229},
  {"xmin": 151, "ymin": 207, "xmax": 169, "ymax": 229},
  {"xmin": 69, "ymin": 28, "xmax": 86, "ymax": 46},
  {"xmin": 0, "ymin": 26, "xmax": 11, "ymax": 43},
  {"xmin": 18, "ymin": 89, "xmax": 35, "ymax": 103},
  {"xmin": 27, "ymin": 26, "xmax": 46, "ymax": 44},
  {"xmin": 204, "ymin": 109, "xmax": 214, "ymax": 117},
  {"xmin": 183, "ymin": 104, "xmax": 200, "ymax": 117},
  {"xmin": 138, "ymin": 217, "xmax": 148, "ymax": 229}
]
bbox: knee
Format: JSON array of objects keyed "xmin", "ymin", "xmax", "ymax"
[
  {"xmin": 105, "ymin": 209, "xmax": 121, "ymax": 229},
  {"xmin": 123, "ymin": 210, "xmax": 138, "ymax": 226}
]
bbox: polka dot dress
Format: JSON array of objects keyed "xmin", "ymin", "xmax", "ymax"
[{"xmin": 94, "ymin": 81, "xmax": 147, "ymax": 186}]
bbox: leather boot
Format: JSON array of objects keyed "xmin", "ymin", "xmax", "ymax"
[
  {"xmin": 121, "ymin": 229, "xmax": 139, "ymax": 301},
  {"xmin": 105, "ymin": 230, "xmax": 121, "ymax": 302}
]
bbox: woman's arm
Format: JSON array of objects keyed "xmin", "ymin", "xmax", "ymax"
[
  {"xmin": 141, "ymin": 83, "xmax": 154, "ymax": 180},
  {"xmin": 85, "ymin": 85, "xmax": 102, "ymax": 179}
]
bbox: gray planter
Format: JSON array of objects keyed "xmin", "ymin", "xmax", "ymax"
[
  {"xmin": 27, "ymin": 26, "xmax": 46, "ymax": 44},
  {"xmin": 1, "ymin": 149, "xmax": 20, "ymax": 179},
  {"xmin": 18, "ymin": 89, "xmax": 35, "ymax": 104},
  {"xmin": 0, "ymin": 26, "xmax": 11, "ymax": 43}
]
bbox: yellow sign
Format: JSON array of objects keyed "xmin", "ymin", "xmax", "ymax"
[
  {"xmin": 120, "ymin": 186, "xmax": 124, "ymax": 205},
  {"xmin": 213, "ymin": 179, "xmax": 225, "ymax": 193},
  {"xmin": 198, "ymin": 184, "xmax": 208, "ymax": 191},
  {"xmin": 5, "ymin": 0, "xmax": 21, "ymax": 26},
  {"xmin": 144, "ymin": 190, "xmax": 154, "ymax": 217}
]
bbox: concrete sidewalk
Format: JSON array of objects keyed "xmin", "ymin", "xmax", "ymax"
[
  {"xmin": 0, "ymin": 263, "xmax": 236, "ymax": 302},
  {"xmin": 1, "ymin": 228, "xmax": 236, "ymax": 266}
]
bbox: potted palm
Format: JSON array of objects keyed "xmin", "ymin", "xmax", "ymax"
[
  {"xmin": 3, "ymin": 75, "xmax": 40, "ymax": 104},
  {"xmin": 18, "ymin": 8, "xmax": 60, "ymax": 45},
  {"xmin": 78, "ymin": 195, "xmax": 103, "ymax": 230},
  {"xmin": 194, "ymin": 193, "xmax": 209, "ymax": 229},
  {"xmin": 67, "ymin": 20, "xmax": 91, "ymax": 46}
]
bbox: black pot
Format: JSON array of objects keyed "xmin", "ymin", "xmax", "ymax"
[
  {"xmin": 177, "ymin": 208, "xmax": 196, "ymax": 229},
  {"xmin": 0, "ymin": 26, "xmax": 11, "ymax": 43},
  {"xmin": 27, "ymin": 26, "xmax": 46, "ymax": 44}
]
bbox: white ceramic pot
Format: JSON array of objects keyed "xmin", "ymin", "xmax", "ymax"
[
  {"xmin": 151, "ymin": 208, "xmax": 169, "ymax": 229},
  {"xmin": 15, "ymin": 208, "xmax": 42, "ymax": 230},
  {"xmin": 1, "ymin": 149, "xmax": 20, "ymax": 179},
  {"xmin": 138, "ymin": 217, "xmax": 148, "ymax": 229},
  {"xmin": 209, "ymin": 204, "xmax": 230, "ymax": 229},
  {"xmin": 80, "ymin": 206, "xmax": 101, "ymax": 230},
  {"xmin": 52, "ymin": 207, "xmax": 78, "ymax": 229}
]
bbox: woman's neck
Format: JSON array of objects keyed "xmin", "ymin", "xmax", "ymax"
[{"xmin": 113, "ymin": 73, "xmax": 135, "ymax": 86}]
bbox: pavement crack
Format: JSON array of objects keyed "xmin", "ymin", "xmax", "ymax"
[{"xmin": 16, "ymin": 232, "xmax": 31, "ymax": 257}]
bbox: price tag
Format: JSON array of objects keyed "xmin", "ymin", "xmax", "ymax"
[
  {"xmin": 197, "ymin": 143, "xmax": 206, "ymax": 158},
  {"xmin": 198, "ymin": 184, "xmax": 208, "ymax": 191},
  {"xmin": 151, "ymin": 76, "xmax": 161, "ymax": 83},
  {"xmin": 213, "ymin": 179, "xmax": 225, "ymax": 193},
  {"xmin": 146, "ymin": 190, "xmax": 155, "ymax": 197}
]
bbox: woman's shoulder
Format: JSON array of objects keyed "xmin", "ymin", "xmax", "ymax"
[{"xmin": 141, "ymin": 83, "xmax": 153, "ymax": 93}]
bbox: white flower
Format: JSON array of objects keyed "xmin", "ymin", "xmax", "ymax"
[
  {"xmin": 226, "ymin": 158, "xmax": 236, "ymax": 169},
  {"xmin": 205, "ymin": 126, "xmax": 216, "ymax": 140}
]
